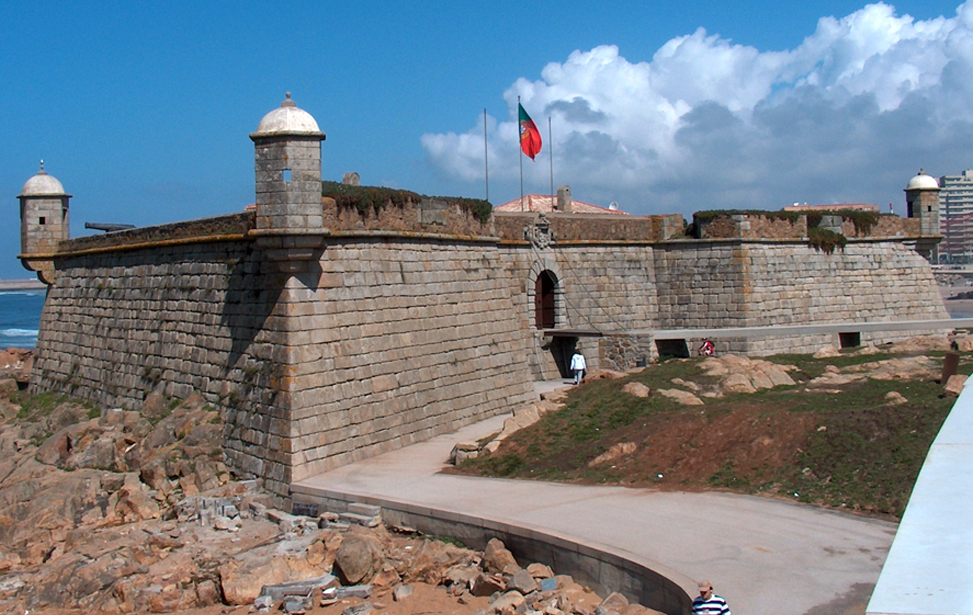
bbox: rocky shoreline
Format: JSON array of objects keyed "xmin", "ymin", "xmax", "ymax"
[{"xmin": 0, "ymin": 360, "xmax": 660, "ymax": 615}]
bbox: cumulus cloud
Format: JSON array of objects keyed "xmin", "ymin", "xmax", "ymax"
[{"xmin": 421, "ymin": 1, "xmax": 973, "ymax": 214}]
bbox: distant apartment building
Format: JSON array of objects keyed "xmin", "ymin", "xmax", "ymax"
[{"xmin": 940, "ymin": 170, "xmax": 973, "ymax": 262}]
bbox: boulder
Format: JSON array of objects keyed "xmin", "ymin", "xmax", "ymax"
[
  {"xmin": 885, "ymin": 391, "xmax": 908, "ymax": 405},
  {"xmin": 588, "ymin": 443, "xmax": 638, "ymax": 467},
  {"xmin": 470, "ymin": 572, "xmax": 505, "ymax": 596},
  {"xmin": 527, "ymin": 562, "xmax": 554, "ymax": 579},
  {"xmin": 507, "ymin": 568, "xmax": 539, "ymax": 594},
  {"xmin": 945, "ymin": 374, "xmax": 968, "ymax": 396},
  {"xmin": 721, "ymin": 374, "xmax": 756, "ymax": 394},
  {"xmin": 591, "ymin": 370, "xmax": 626, "ymax": 380},
  {"xmin": 335, "ymin": 533, "xmax": 385, "ymax": 585},
  {"xmin": 482, "ymin": 538, "xmax": 517, "ymax": 573},
  {"xmin": 393, "ymin": 584, "xmax": 414, "ymax": 602},
  {"xmin": 599, "ymin": 591, "xmax": 630, "ymax": 613},
  {"xmin": 621, "ymin": 382, "xmax": 651, "ymax": 398},
  {"xmin": 670, "ymin": 378, "xmax": 699, "ymax": 391},
  {"xmin": 750, "ymin": 371, "xmax": 775, "ymax": 390},
  {"xmin": 491, "ymin": 590, "xmax": 525, "ymax": 611},
  {"xmin": 766, "ymin": 368, "xmax": 796, "ymax": 387},
  {"xmin": 220, "ymin": 551, "xmax": 331, "ymax": 605},
  {"xmin": 657, "ymin": 388, "xmax": 704, "ymax": 406},
  {"xmin": 813, "ymin": 345, "xmax": 840, "ymax": 358}
]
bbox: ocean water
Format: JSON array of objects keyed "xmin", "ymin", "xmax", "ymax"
[{"xmin": 0, "ymin": 290, "xmax": 45, "ymax": 350}]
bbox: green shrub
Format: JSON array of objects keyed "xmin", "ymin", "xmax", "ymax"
[{"xmin": 808, "ymin": 227, "xmax": 846, "ymax": 254}]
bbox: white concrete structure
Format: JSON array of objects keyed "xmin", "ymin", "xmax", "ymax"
[{"xmin": 867, "ymin": 378, "xmax": 973, "ymax": 615}]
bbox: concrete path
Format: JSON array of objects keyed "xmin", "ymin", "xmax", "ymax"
[{"xmin": 294, "ymin": 381, "xmax": 897, "ymax": 615}]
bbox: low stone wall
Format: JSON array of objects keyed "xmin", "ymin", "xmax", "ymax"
[
  {"xmin": 696, "ymin": 213, "xmax": 807, "ymax": 240},
  {"xmin": 495, "ymin": 212, "xmax": 682, "ymax": 242}
]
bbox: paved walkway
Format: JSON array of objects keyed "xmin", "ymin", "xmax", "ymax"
[{"xmin": 294, "ymin": 381, "xmax": 897, "ymax": 615}]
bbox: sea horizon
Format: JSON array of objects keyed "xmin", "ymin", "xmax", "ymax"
[{"xmin": 0, "ymin": 289, "xmax": 45, "ymax": 350}]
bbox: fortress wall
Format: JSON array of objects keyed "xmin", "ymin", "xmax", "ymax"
[
  {"xmin": 739, "ymin": 241, "xmax": 949, "ymax": 354},
  {"xmin": 653, "ymin": 242, "xmax": 749, "ymax": 329},
  {"xmin": 278, "ymin": 237, "xmax": 536, "ymax": 482},
  {"xmin": 29, "ymin": 239, "xmax": 301, "ymax": 493},
  {"xmin": 653, "ymin": 239, "xmax": 949, "ymax": 356},
  {"xmin": 498, "ymin": 243, "xmax": 661, "ymax": 379},
  {"xmin": 553, "ymin": 244, "xmax": 660, "ymax": 331}
]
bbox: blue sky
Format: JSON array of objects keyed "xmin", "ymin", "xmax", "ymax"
[{"xmin": 1, "ymin": 0, "xmax": 967, "ymax": 279}]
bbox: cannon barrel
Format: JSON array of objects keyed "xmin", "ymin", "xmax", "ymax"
[{"xmin": 84, "ymin": 222, "xmax": 136, "ymax": 232}]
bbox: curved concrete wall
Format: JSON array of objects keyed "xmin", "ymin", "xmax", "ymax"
[{"xmin": 292, "ymin": 489, "xmax": 695, "ymax": 615}]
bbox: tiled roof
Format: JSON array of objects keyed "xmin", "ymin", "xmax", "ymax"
[{"xmin": 495, "ymin": 194, "xmax": 628, "ymax": 215}]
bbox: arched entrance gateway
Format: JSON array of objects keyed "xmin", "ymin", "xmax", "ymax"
[
  {"xmin": 530, "ymin": 267, "xmax": 576, "ymax": 378},
  {"xmin": 534, "ymin": 270, "xmax": 557, "ymax": 329}
]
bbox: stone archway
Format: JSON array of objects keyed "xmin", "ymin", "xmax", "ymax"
[
  {"xmin": 535, "ymin": 271, "xmax": 557, "ymax": 329},
  {"xmin": 527, "ymin": 259, "xmax": 566, "ymax": 330}
]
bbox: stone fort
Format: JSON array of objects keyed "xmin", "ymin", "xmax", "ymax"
[{"xmin": 17, "ymin": 94, "xmax": 949, "ymax": 496}]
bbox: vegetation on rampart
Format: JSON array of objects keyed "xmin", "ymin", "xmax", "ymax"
[
  {"xmin": 322, "ymin": 181, "xmax": 493, "ymax": 224},
  {"xmin": 807, "ymin": 227, "xmax": 847, "ymax": 254},
  {"xmin": 806, "ymin": 209, "xmax": 882, "ymax": 236},
  {"xmin": 689, "ymin": 208, "xmax": 888, "ymax": 253}
]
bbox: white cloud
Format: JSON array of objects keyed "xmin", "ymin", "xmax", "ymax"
[{"xmin": 421, "ymin": 1, "xmax": 973, "ymax": 215}]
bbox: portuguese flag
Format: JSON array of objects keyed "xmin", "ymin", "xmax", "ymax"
[{"xmin": 518, "ymin": 103, "xmax": 542, "ymax": 160}]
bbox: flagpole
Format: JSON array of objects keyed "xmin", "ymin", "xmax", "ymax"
[
  {"xmin": 518, "ymin": 96, "xmax": 524, "ymax": 212},
  {"xmin": 548, "ymin": 116, "xmax": 554, "ymax": 209},
  {"xmin": 483, "ymin": 108, "xmax": 489, "ymax": 202}
]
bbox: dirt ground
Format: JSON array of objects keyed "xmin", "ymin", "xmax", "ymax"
[
  {"xmin": 26, "ymin": 583, "xmax": 493, "ymax": 615},
  {"xmin": 490, "ymin": 399, "xmax": 814, "ymax": 491}
]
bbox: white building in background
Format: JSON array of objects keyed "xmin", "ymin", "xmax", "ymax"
[{"xmin": 940, "ymin": 170, "xmax": 973, "ymax": 262}]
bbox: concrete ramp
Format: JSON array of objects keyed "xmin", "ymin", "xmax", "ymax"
[{"xmin": 293, "ymin": 411, "xmax": 896, "ymax": 615}]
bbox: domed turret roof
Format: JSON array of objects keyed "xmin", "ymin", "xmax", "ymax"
[
  {"xmin": 906, "ymin": 169, "xmax": 939, "ymax": 191},
  {"xmin": 19, "ymin": 161, "xmax": 67, "ymax": 197},
  {"xmin": 252, "ymin": 93, "xmax": 324, "ymax": 137}
]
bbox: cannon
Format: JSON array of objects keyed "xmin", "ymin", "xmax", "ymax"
[{"xmin": 84, "ymin": 222, "xmax": 136, "ymax": 233}]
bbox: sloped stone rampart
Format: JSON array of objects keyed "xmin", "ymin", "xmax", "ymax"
[
  {"xmin": 279, "ymin": 237, "xmax": 535, "ymax": 482},
  {"xmin": 28, "ymin": 239, "xmax": 301, "ymax": 492},
  {"xmin": 29, "ymin": 232, "xmax": 536, "ymax": 494}
]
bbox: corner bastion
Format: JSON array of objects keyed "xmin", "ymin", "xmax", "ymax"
[{"xmin": 17, "ymin": 97, "xmax": 950, "ymax": 497}]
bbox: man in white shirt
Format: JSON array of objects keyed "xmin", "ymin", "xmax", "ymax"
[{"xmin": 569, "ymin": 351, "xmax": 586, "ymax": 385}]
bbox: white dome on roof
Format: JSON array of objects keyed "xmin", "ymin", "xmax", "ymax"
[
  {"xmin": 906, "ymin": 170, "xmax": 939, "ymax": 191},
  {"xmin": 253, "ymin": 93, "xmax": 323, "ymax": 136},
  {"xmin": 19, "ymin": 161, "xmax": 66, "ymax": 196}
]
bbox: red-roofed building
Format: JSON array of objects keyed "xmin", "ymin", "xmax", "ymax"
[{"xmin": 495, "ymin": 193, "xmax": 628, "ymax": 215}]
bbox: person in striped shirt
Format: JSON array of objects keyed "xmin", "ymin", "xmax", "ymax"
[{"xmin": 692, "ymin": 580, "xmax": 731, "ymax": 615}]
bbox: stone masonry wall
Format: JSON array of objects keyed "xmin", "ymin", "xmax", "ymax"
[
  {"xmin": 499, "ymin": 242, "xmax": 660, "ymax": 379},
  {"xmin": 29, "ymin": 239, "xmax": 301, "ymax": 493},
  {"xmin": 650, "ymin": 239, "xmax": 948, "ymax": 357},
  {"xmin": 30, "ymin": 233, "xmax": 538, "ymax": 494},
  {"xmin": 279, "ymin": 237, "xmax": 536, "ymax": 481}
]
